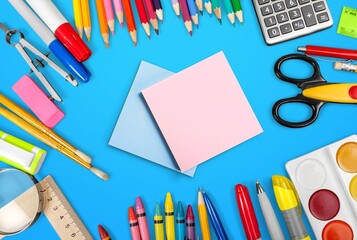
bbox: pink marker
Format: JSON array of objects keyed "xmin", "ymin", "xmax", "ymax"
[
  {"xmin": 104, "ymin": 0, "xmax": 115, "ymax": 34},
  {"xmin": 136, "ymin": 197, "xmax": 150, "ymax": 240},
  {"xmin": 113, "ymin": 0, "xmax": 124, "ymax": 28},
  {"xmin": 129, "ymin": 207, "xmax": 142, "ymax": 240}
]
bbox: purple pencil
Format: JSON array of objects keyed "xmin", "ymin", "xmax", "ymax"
[
  {"xmin": 152, "ymin": 0, "xmax": 163, "ymax": 22},
  {"xmin": 186, "ymin": 205, "xmax": 196, "ymax": 240},
  {"xmin": 178, "ymin": 0, "xmax": 192, "ymax": 35},
  {"xmin": 136, "ymin": 197, "xmax": 150, "ymax": 240},
  {"xmin": 170, "ymin": 0, "xmax": 180, "ymax": 17}
]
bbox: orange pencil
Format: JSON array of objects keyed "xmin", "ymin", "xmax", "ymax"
[
  {"xmin": 95, "ymin": 0, "xmax": 109, "ymax": 47},
  {"xmin": 122, "ymin": 0, "xmax": 137, "ymax": 46}
]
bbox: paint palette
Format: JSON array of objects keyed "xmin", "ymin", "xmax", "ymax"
[{"xmin": 286, "ymin": 135, "xmax": 357, "ymax": 240}]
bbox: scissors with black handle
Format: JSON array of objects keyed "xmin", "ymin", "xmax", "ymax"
[{"xmin": 272, "ymin": 54, "xmax": 357, "ymax": 128}]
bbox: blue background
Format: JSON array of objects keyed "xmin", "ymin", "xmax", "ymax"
[{"xmin": 0, "ymin": 0, "xmax": 356, "ymax": 239}]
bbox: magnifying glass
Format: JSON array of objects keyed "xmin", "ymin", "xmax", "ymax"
[{"xmin": 0, "ymin": 168, "xmax": 43, "ymax": 237}]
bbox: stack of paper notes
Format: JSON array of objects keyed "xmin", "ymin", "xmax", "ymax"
[{"xmin": 109, "ymin": 52, "xmax": 263, "ymax": 177}]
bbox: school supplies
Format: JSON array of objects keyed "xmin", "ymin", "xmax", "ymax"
[
  {"xmin": 136, "ymin": 197, "xmax": 150, "ymax": 240},
  {"xmin": 129, "ymin": 207, "xmax": 141, "ymax": 240},
  {"xmin": 187, "ymin": 0, "xmax": 199, "ymax": 29},
  {"xmin": 13, "ymin": 75, "xmax": 65, "ymax": 128},
  {"xmin": 104, "ymin": 0, "xmax": 115, "ymax": 34},
  {"xmin": 252, "ymin": 0, "xmax": 333, "ymax": 45},
  {"xmin": 179, "ymin": 0, "xmax": 193, "ymax": 35},
  {"xmin": 222, "ymin": 0, "xmax": 235, "ymax": 25},
  {"xmin": 81, "ymin": 0, "xmax": 92, "ymax": 40},
  {"xmin": 165, "ymin": 192, "xmax": 175, "ymax": 240},
  {"xmin": 98, "ymin": 225, "xmax": 111, "ymax": 240},
  {"xmin": 95, "ymin": 0, "xmax": 110, "ymax": 47},
  {"xmin": 335, "ymin": 62, "xmax": 357, "ymax": 73},
  {"xmin": 201, "ymin": 190, "xmax": 228, "ymax": 240},
  {"xmin": 0, "ymin": 94, "xmax": 109, "ymax": 180},
  {"xmin": 113, "ymin": 0, "xmax": 124, "ymax": 28},
  {"xmin": 73, "ymin": 0, "xmax": 83, "ymax": 38},
  {"xmin": 203, "ymin": 0, "xmax": 212, "ymax": 15},
  {"xmin": 144, "ymin": 0, "xmax": 160, "ymax": 34},
  {"xmin": 272, "ymin": 175, "xmax": 311, "ymax": 240},
  {"xmin": 152, "ymin": 0, "xmax": 163, "ymax": 22},
  {"xmin": 123, "ymin": 0, "xmax": 137, "ymax": 46},
  {"xmin": 235, "ymin": 184, "xmax": 261, "ymax": 240},
  {"xmin": 198, "ymin": 190, "xmax": 211, "ymax": 240},
  {"xmin": 176, "ymin": 201, "xmax": 185, "ymax": 239},
  {"xmin": 109, "ymin": 61, "xmax": 196, "ymax": 177},
  {"xmin": 0, "ymin": 130, "xmax": 46, "ymax": 175},
  {"xmin": 8, "ymin": 0, "xmax": 92, "ymax": 83},
  {"xmin": 142, "ymin": 52, "xmax": 262, "ymax": 172},
  {"xmin": 256, "ymin": 181, "xmax": 284, "ymax": 240},
  {"xmin": 231, "ymin": 0, "xmax": 243, "ymax": 23},
  {"xmin": 135, "ymin": 0, "xmax": 151, "ymax": 38},
  {"xmin": 286, "ymin": 135, "xmax": 357, "ymax": 239},
  {"xmin": 25, "ymin": 0, "xmax": 92, "ymax": 62},
  {"xmin": 337, "ymin": 6, "xmax": 357, "ymax": 39},
  {"xmin": 171, "ymin": 0, "xmax": 180, "ymax": 17},
  {"xmin": 211, "ymin": 0, "xmax": 221, "ymax": 24},
  {"xmin": 154, "ymin": 203, "xmax": 165, "ymax": 240},
  {"xmin": 195, "ymin": 0, "xmax": 203, "ymax": 15},
  {"xmin": 186, "ymin": 205, "xmax": 196, "ymax": 240},
  {"xmin": 297, "ymin": 45, "xmax": 357, "ymax": 60},
  {"xmin": 272, "ymin": 54, "xmax": 357, "ymax": 128}
]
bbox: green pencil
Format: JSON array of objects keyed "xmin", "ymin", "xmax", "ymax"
[
  {"xmin": 232, "ymin": 0, "xmax": 243, "ymax": 23},
  {"xmin": 223, "ymin": 0, "xmax": 235, "ymax": 25},
  {"xmin": 211, "ymin": 0, "xmax": 221, "ymax": 24}
]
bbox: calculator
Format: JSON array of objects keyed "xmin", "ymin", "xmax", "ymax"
[{"xmin": 252, "ymin": 0, "xmax": 333, "ymax": 45}]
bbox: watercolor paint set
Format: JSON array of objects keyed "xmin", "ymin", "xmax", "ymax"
[{"xmin": 286, "ymin": 135, "xmax": 357, "ymax": 240}]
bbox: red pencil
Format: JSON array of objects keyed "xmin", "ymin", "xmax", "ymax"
[
  {"xmin": 122, "ymin": 0, "xmax": 137, "ymax": 46},
  {"xmin": 135, "ymin": 0, "xmax": 151, "ymax": 38}
]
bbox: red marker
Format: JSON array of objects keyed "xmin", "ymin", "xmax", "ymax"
[
  {"xmin": 98, "ymin": 225, "xmax": 111, "ymax": 240},
  {"xmin": 298, "ymin": 45, "xmax": 357, "ymax": 60},
  {"xmin": 235, "ymin": 184, "xmax": 261, "ymax": 240},
  {"xmin": 129, "ymin": 207, "xmax": 142, "ymax": 240},
  {"xmin": 25, "ymin": 0, "xmax": 92, "ymax": 62}
]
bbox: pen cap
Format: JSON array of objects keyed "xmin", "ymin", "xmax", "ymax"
[
  {"xmin": 0, "ymin": 131, "xmax": 46, "ymax": 175},
  {"xmin": 235, "ymin": 184, "xmax": 261, "ymax": 240}
]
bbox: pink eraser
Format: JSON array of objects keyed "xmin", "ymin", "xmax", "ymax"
[{"xmin": 12, "ymin": 75, "xmax": 65, "ymax": 128}]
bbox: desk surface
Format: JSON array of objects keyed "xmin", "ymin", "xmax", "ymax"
[{"xmin": 0, "ymin": 0, "xmax": 356, "ymax": 239}]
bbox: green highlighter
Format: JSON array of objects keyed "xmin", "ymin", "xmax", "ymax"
[{"xmin": 0, "ymin": 130, "xmax": 46, "ymax": 175}]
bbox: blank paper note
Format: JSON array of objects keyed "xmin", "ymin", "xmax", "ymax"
[{"xmin": 142, "ymin": 52, "xmax": 263, "ymax": 172}]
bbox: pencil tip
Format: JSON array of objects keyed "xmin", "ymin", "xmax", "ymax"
[
  {"xmin": 189, "ymin": 31, "xmax": 192, "ymax": 36},
  {"xmin": 134, "ymin": 42, "xmax": 137, "ymax": 46},
  {"xmin": 105, "ymin": 43, "xmax": 109, "ymax": 48},
  {"xmin": 111, "ymin": 31, "xmax": 114, "ymax": 36},
  {"xmin": 196, "ymin": 24, "xmax": 199, "ymax": 29},
  {"xmin": 148, "ymin": 35, "xmax": 151, "ymax": 39},
  {"xmin": 219, "ymin": 19, "xmax": 222, "ymax": 25},
  {"xmin": 155, "ymin": 29, "xmax": 159, "ymax": 35},
  {"xmin": 120, "ymin": 22, "xmax": 124, "ymax": 28},
  {"xmin": 200, "ymin": 11, "xmax": 203, "ymax": 16}
]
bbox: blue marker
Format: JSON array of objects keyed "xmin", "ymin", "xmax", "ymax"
[
  {"xmin": 9, "ymin": 0, "xmax": 91, "ymax": 83},
  {"xmin": 187, "ymin": 0, "xmax": 199, "ymax": 28},
  {"xmin": 176, "ymin": 201, "xmax": 186, "ymax": 240}
]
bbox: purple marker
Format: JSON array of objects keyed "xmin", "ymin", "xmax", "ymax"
[
  {"xmin": 135, "ymin": 197, "xmax": 150, "ymax": 240},
  {"xmin": 186, "ymin": 205, "xmax": 196, "ymax": 240}
]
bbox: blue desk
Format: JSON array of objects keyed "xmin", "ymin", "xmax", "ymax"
[{"xmin": 0, "ymin": 0, "xmax": 356, "ymax": 239}]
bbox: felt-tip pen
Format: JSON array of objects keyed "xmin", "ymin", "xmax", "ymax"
[{"xmin": 298, "ymin": 45, "xmax": 357, "ymax": 60}]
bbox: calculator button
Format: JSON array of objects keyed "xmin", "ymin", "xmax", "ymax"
[
  {"xmin": 264, "ymin": 16, "xmax": 277, "ymax": 27},
  {"xmin": 301, "ymin": 5, "xmax": 317, "ymax": 27},
  {"xmin": 261, "ymin": 5, "xmax": 273, "ymax": 16},
  {"xmin": 317, "ymin": 12, "xmax": 329, "ymax": 23},
  {"xmin": 276, "ymin": 12, "xmax": 289, "ymax": 23},
  {"xmin": 280, "ymin": 23, "xmax": 292, "ymax": 34},
  {"xmin": 273, "ymin": 1, "xmax": 285, "ymax": 12},
  {"xmin": 268, "ymin": 27, "xmax": 280, "ymax": 38},
  {"xmin": 298, "ymin": 0, "xmax": 310, "ymax": 4},
  {"xmin": 292, "ymin": 19, "xmax": 305, "ymax": 30},
  {"xmin": 313, "ymin": 1, "xmax": 325, "ymax": 12},
  {"xmin": 285, "ymin": 0, "xmax": 297, "ymax": 9},
  {"xmin": 289, "ymin": 9, "xmax": 301, "ymax": 19},
  {"xmin": 258, "ymin": 0, "xmax": 270, "ymax": 5}
]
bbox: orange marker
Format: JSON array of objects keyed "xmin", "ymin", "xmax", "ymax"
[
  {"xmin": 98, "ymin": 225, "xmax": 111, "ymax": 240},
  {"xmin": 95, "ymin": 0, "xmax": 109, "ymax": 47},
  {"xmin": 122, "ymin": 0, "xmax": 137, "ymax": 46}
]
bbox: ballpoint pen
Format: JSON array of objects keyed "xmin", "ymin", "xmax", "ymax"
[
  {"xmin": 272, "ymin": 175, "xmax": 311, "ymax": 240},
  {"xmin": 297, "ymin": 46, "xmax": 357, "ymax": 60}
]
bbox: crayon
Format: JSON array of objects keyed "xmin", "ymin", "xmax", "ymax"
[
  {"xmin": 165, "ymin": 192, "xmax": 175, "ymax": 240},
  {"xmin": 136, "ymin": 197, "xmax": 150, "ymax": 240},
  {"xmin": 98, "ymin": 225, "xmax": 111, "ymax": 240},
  {"xmin": 154, "ymin": 203, "xmax": 165, "ymax": 240},
  {"xmin": 129, "ymin": 207, "xmax": 142, "ymax": 240},
  {"xmin": 186, "ymin": 205, "xmax": 196, "ymax": 240},
  {"xmin": 176, "ymin": 201, "xmax": 185, "ymax": 240}
]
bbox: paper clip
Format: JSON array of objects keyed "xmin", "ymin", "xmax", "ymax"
[{"xmin": 0, "ymin": 23, "xmax": 78, "ymax": 102}]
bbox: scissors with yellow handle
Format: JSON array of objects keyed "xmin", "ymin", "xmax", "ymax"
[{"xmin": 273, "ymin": 54, "xmax": 357, "ymax": 128}]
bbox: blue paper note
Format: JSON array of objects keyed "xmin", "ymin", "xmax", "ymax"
[{"xmin": 109, "ymin": 61, "xmax": 197, "ymax": 177}]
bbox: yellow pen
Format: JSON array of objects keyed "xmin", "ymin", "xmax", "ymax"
[
  {"xmin": 165, "ymin": 192, "xmax": 175, "ymax": 240},
  {"xmin": 272, "ymin": 175, "xmax": 311, "ymax": 240},
  {"xmin": 198, "ymin": 190, "xmax": 211, "ymax": 240}
]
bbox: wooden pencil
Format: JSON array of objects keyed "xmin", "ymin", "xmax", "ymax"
[
  {"xmin": 95, "ymin": 0, "xmax": 110, "ymax": 47},
  {"xmin": 223, "ymin": 0, "xmax": 235, "ymax": 25},
  {"xmin": 104, "ymin": 0, "xmax": 115, "ymax": 34},
  {"xmin": 135, "ymin": 0, "xmax": 151, "ymax": 38},
  {"xmin": 73, "ymin": 0, "xmax": 83, "ymax": 38},
  {"xmin": 170, "ymin": 0, "xmax": 180, "ymax": 17},
  {"xmin": 113, "ymin": 0, "xmax": 124, "ymax": 28},
  {"xmin": 178, "ymin": 0, "xmax": 192, "ymax": 35},
  {"xmin": 211, "ymin": 0, "xmax": 221, "ymax": 24},
  {"xmin": 152, "ymin": 0, "xmax": 163, "ymax": 22},
  {"xmin": 195, "ymin": 0, "xmax": 203, "ymax": 15},
  {"xmin": 231, "ymin": 0, "xmax": 243, "ymax": 23},
  {"xmin": 122, "ymin": 0, "xmax": 137, "ymax": 45},
  {"xmin": 81, "ymin": 0, "xmax": 92, "ymax": 40},
  {"xmin": 187, "ymin": 0, "xmax": 199, "ymax": 28},
  {"xmin": 143, "ymin": 0, "xmax": 159, "ymax": 34}
]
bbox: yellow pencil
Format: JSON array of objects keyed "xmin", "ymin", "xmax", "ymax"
[
  {"xmin": 81, "ymin": 0, "xmax": 92, "ymax": 41},
  {"xmin": 198, "ymin": 190, "xmax": 211, "ymax": 240},
  {"xmin": 73, "ymin": 0, "xmax": 83, "ymax": 38},
  {"xmin": 165, "ymin": 192, "xmax": 175, "ymax": 240}
]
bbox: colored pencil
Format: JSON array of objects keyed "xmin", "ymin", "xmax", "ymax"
[
  {"xmin": 198, "ymin": 190, "xmax": 211, "ymax": 240},
  {"xmin": 231, "ymin": 0, "xmax": 243, "ymax": 23},
  {"xmin": 104, "ymin": 0, "xmax": 115, "ymax": 34},
  {"xmin": 176, "ymin": 201, "xmax": 185, "ymax": 240},
  {"xmin": 222, "ymin": 0, "xmax": 234, "ymax": 25},
  {"xmin": 165, "ymin": 192, "xmax": 175, "ymax": 240},
  {"xmin": 154, "ymin": 203, "xmax": 165, "ymax": 240},
  {"xmin": 135, "ymin": 0, "xmax": 151, "ymax": 38},
  {"xmin": 178, "ymin": 0, "xmax": 192, "ymax": 35},
  {"xmin": 98, "ymin": 225, "xmax": 111, "ymax": 240},
  {"xmin": 95, "ymin": 0, "xmax": 109, "ymax": 47},
  {"xmin": 143, "ymin": 0, "xmax": 159, "ymax": 34},
  {"xmin": 152, "ymin": 0, "xmax": 163, "ymax": 22},
  {"xmin": 113, "ymin": 0, "xmax": 125, "ymax": 28},
  {"xmin": 186, "ymin": 205, "xmax": 196, "ymax": 240},
  {"xmin": 128, "ymin": 207, "xmax": 141, "ymax": 240},
  {"xmin": 195, "ymin": 0, "xmax": 203, "ymax": 15},
  {"xmin": 203, "ymin": 0, "xmax": 212, "ymax": 14},
  {"xmin": 123, "ymin": 0, "xmax": 137, "ymax": 45},
  {"xmin": 211, "ymin": 0, "xmax": 221, "ymax": 24},
  {"xmin": 81, "ymin": 0, "xmax": 91, "ymax": 40},
  {"xmin": 73, "ymin": 0, "xmax": 83, "ymax": 38},
  {"xmin": 136, "ymin": 197, "xmax": 150, "ymax": 240},
  {"xmin": 170, "ymin": 0, "xmax": 180, "ymax": 17},
  {"xmin": 187, "ymin": 0, "xmax": 199, "ymax": 28}
]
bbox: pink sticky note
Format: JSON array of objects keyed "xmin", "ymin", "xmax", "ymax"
[{"xmin": 142, "ymin": 52, "xmax": 263, "ymax": 172}]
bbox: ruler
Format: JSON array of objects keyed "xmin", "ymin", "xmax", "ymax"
[{"xmin": 39, "ymin": 176, "xmax": 94, "ymax": 240}]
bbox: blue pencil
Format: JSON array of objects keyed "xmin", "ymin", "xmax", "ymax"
[
  {"xmin": 187, "ymin": 0, "xmax": 199, "ymax": 28},
  {"xmin": 201, "ymin": 190, "xmax": 228, "ymax": 240},
  {"xmin": 176, "ymin": 201, "xmax": 186, "ymax": 240},
  {"xmin": 203, "ymin": 0, "xmax": 212, "ymax": 14}
]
